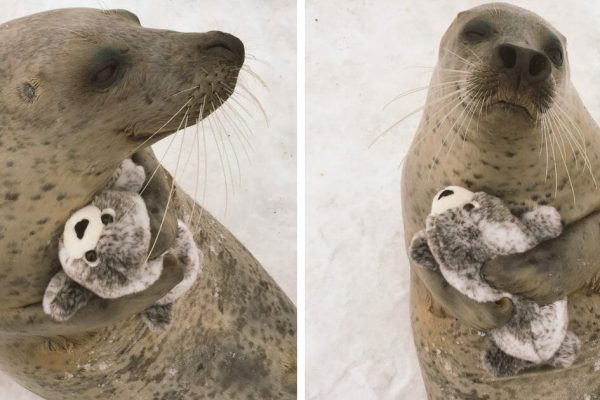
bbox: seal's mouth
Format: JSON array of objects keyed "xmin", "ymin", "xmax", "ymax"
[{"xmin": 490, "ymin": 101, "xmax": 534, "ymax": 119}]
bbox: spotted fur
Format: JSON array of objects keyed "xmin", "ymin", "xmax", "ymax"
[
  {"xmin": 44, "ymin": 158, "xmax": 203, "ymax": 330},
  {"xmin": 409, "ymin": 190, "xmax": 579, "ymax": 376}
]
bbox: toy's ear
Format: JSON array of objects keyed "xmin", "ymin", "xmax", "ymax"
[
  {"xmin": 409, "ymin": 230, "xmax": 438, "ymax": 271},
  {"xmin": 431, "ymin": 185, "xmax": 475, "ymax": 215}
]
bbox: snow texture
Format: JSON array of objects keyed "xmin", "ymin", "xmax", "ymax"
[
  {"xmin": 0, "ymin": 1, "xmax": 295, "ymax": 398},
  {"xmin": 306, "ymin": 1, "xmax": 600, "ymax": 399}
]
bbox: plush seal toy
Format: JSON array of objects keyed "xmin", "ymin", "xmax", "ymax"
[
  {"xmin": 409, "ymin": 186, "xmax": 580, "ymax": 376},
  {"xmin": 43, "ymin": 158, "xmax": 202, "ymax": 330}
]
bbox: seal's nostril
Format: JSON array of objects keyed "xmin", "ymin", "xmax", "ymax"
[
  {"xmin": 199, "ymin": 31, "xmax": 245, "ymax": 66},
  {"xmin": 499, "ymin": 45, "xmax": 517, "ymax": 69},
  {"xmin": 529, "ymin": 54, "xmax": 549, "ymax": 77}
]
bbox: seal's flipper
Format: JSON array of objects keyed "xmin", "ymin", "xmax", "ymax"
[{"xmin": 43, "ymin": 271, "xmax": 94, "ymax": 322}]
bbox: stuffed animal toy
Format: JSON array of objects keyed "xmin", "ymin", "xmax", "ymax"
[
  {"xmin": 43, "ymin": 158, "xmax": 202, "ymax": 331},
  {"xmin": 408, "ymin": 186, "xmax": 580, "ymax": 376}
]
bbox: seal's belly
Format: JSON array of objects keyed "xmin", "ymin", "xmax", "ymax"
[{"xmin": 411, "ymin": 276, "xmax": 600, "ymax": 400}]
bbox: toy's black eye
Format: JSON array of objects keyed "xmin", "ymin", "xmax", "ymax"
[
  {"xmin": 91, "ymin": 60, "xmax": 119, "ymax": 87},
  {"xmin": 463, "ymin": 203, "xmax": 475, "ymax": 211},
  {"xmin": 547, "ymin": 47, "xmax": 563, "ymax": 66},
  {"xmin": 74, "ymin": 219, "xmax": 89, "ymax": 239},
  {"xmin": 85, "ymin": 250, "xmax": 98, "ymax": 262},
  {"xmin": 438, "ymin": 189, "xmax": 454, "ymax": 200},
  {"xmin": 101, "ymin": 213, "xmax": 114, "ymax": 225}
]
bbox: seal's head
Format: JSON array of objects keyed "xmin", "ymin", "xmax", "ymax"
[
  {"xmin": 0, "ymin": 8, "xmax": 245, "ymax": 307},
  {"xmin": 437, "ymin": 2, "xmax": 567, "ymax": 127}
]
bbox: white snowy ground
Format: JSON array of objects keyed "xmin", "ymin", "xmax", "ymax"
[
  {"xmin": 306, "ymin": 1, "xmax": 600, "ymax": 399},
  {"xmin": 0, "ymin": 1, "xmax": 295, "ymax": 398}
]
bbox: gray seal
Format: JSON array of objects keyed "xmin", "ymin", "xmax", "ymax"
[
  {"xmin": 402, "ymin": 3, "xmax": 600, "ymax": 399},
  {"xmin": 0, "ymin": 8, "xmax": 295, "ymax": 399}
]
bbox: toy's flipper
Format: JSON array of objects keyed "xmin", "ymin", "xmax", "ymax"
[
  {"xmin": 409, "ymin": 230, "xmax": 439, "ymax": 271},
  {"xmin": 142, "ymin": 303, "xmax": 173, "ymax": 331},
  {"xmin": 482, "ymin": 340, "xmax": 530, "ymax": 377},
  {"xmin": 43, "ymin": 271, "xmax": 93, "ymax": 322}
]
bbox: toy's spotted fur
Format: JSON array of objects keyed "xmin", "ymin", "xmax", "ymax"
[
  {"xmin": 43, "ymin": 159, "xmax": 203, "ymax": 330},
  {"xmin": 409, "ymin": 187, "xmax": 579, "ymax": 376}
]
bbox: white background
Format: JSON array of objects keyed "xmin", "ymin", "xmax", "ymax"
[
  {"xmin": 0, "ymin": 1, "xmax": 295, "ymax": 398},
  {"xmin": 306, "ymin": 1, "xmax": 600, "ymax": 399}
]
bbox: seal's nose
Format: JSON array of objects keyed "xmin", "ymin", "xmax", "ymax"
[
  {"xmin": 497, "ymin": 44, "xmax": 551, "ymax": 85},
  {"xmin": 198, "ymin": 31, "xmax": 245, "ymax": 66}
]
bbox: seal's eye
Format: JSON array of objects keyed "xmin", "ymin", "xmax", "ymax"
[
  {"xmin": 91, "ymin": 60, "xmax": 120, "ymax": 87},
  {"xmin": 84, "ymin": 250, "xmax": 100, "ymax": 267},
  {"xmin": 547, "ymin": 47, "xmax": 563, "ymax": 67},
  {"xmin": 463, "ymin": 20, "xmax": 494, "ymax": 42}
]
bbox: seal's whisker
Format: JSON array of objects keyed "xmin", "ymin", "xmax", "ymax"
[
  {"xmin": 548, "ymin": 113, "xmax": 577, "ymax": 204},
  {"xmin": 552, "ymin": 103, "xmax": 594, "ymax": 177},
  {"xmin": 222, "ymin": 96, "xmax": 256, "ymax": 154},
  {"xmin": 131, "ymin": 97, "xmax": 193, "ymax": 155},
  {"xmin": 219, "ymin": 102, "xmax": 252, "ymax": 162},
  {"xmin": 370, "ymin": 87, "xmax": 465, "ymax": 148},
  {"xmin": 206, "ymin": 104, "xmax": 230, "ymax": 215},
  {"xmin": 548, "ymin": 109, "xmax": 579, "ymax": 168},
  {"xmin": 435, "ymin": 89, "xmax": 474, "ymax": 174},
  {"xmin": 211, "ymin": 101, "xmax": 238, "ymax": 192},
  {"xmin": 540, "ymin": 115, "xmax": 551, "ymax": 182},
  {"xmin": 442, "ymin": 48, "xmax": 475, "ymax": 68},
  {"xmin": 146, "ymin": 110, "xmax": 190, "ymax": 263},
  {"xmin": 188, "ymin": 98, "xmax": 206, "ymax": 231},
  {"xmin": 383, "ymin": 79, "xmax": 467, "ymax": 110},
  {"xmin": 240, "ymin": 65, "xmax": 269, "ymax": 90},
  {"xmin": 214, "ymin": 103, "xmax": 244, "ymax": 188},
  {"xmin": 168, "ymin": 86, "xmax": 199, "ymax": 98},
  {"xmin": 236, "ymin": 83, "xmax": 270, "ymax": 126},
  {"xmin": 553, "ymin": 99, "xmax": 598, "ymax": 187}
]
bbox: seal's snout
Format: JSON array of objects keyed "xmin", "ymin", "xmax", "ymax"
[
  {"xmin": 199, "ymin": 31, "xmax": 245, "ymax": 66},
  {"xmin": 497, "ymin": 44, "xmax": 551, "ymax": 85}
]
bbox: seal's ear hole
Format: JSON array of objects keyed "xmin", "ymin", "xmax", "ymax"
[
  {"xmin": 108, "ymin": 9, "xmax": 141, "ymax": 25},
  {"xmin": 74, "ymin": 219, "xmax": 90, "ymax": 239},
  {"xmin": 19, "ymin": 81, "xmax": 38, "ymax": 102}
]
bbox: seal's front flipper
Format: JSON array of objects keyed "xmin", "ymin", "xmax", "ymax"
[
  {"xmin": 483, "ymin": 210, "xmax": 600, "ymax": 305},
  {"xmin": 142, "ymin": 303, "xmax": 173, "ymax": 331},
  {"xmin": 414, "ymin": 265, "xmax": 514, "ymax": 331},
  {"xmin": 409, "ymin": 230, "xmax": 439, "ymax": 271},
  {"xmin": 482, "ymin": 340, "xmax": 530, "ymax": 377},
  {"xmin": 43, "ymin": 271, "xmax": 93, "ymax": 322}
]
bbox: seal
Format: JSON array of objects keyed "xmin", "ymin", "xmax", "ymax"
[
  {"xmin": 0, "ymin": 8, "xmax": 296, "ymax": 399},
  {"xmin": 402, "ymin": 3, "xmax": 600, "ymax": 399}
]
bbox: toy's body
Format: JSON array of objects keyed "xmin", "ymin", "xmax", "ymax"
[
  {"xmin": 43, "ymin": 159, "xmax": 202, "ymax": 330},
  {"xmin": 409, "ymin": 186, "xmax": 579, "ymax": 376}
]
